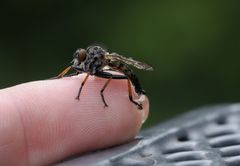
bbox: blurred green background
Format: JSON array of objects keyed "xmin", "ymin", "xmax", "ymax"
[{"xmin": 0, "ymin": 0, "xmax": 240, "ymax": 128}]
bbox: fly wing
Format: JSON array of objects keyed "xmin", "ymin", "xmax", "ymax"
[{"xmin": 105, "ymin": 53, "xmax": 153, "ymax": 71}]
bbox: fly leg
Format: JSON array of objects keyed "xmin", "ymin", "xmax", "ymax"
[
  {"xmin": 94, "ymin": 71, "xmax": 128, "ymax": 80},
  {"xmin": 75, "ymin": 73, "xmax": 90, "ymax": 100},
  {"xmin": 95, "ymin": 71, "xmax": 127, "ymax": 108},
  {"xmin": 95, "ymin": 71, "xmax": 143, "ymax": 109},
  {"xmin": 64, "ymin": 67, "xmax": 82, "ymax": 77},
  {"xmin": 127, "ymin": 79, "xmax": 143, "ymax": 110},
  {"xmin": 64, "ymin": 71, "xmax": 80, "ymax": 77},
  {"xmin": 52, "ymin": 66, "xmax": 72, "ymax": 79},
  {"xmin": 100, "ymin": 78, "xmax": 112, "ymax": 108}
]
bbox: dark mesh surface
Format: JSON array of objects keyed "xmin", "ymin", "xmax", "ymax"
[{"xmin": 56, "ymin": 104, "xmax": 240, "ymax": 166}]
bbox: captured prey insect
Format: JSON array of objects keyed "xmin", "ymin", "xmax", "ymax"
[{"xmin": 55, "ymin": 46, "xmax": 153, "ymax": 110}]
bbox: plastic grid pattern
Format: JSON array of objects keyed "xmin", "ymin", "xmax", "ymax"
[{"xmin": 56, "ymin": 104, "xmax": 240, "ymax": 166}]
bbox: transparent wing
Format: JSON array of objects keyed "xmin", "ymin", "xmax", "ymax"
[{"xmin": 105, "ymin": 53, "xmax": 153, "ymax": 71}]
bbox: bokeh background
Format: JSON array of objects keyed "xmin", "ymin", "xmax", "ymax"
[{"xmin": 0, "ymin": 0, "xmax": 239, "ymax": 128}]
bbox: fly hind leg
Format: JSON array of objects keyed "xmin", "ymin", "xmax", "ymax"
[{"xmin": 127, "ymin": 79, "xmax": 143, "ymax": 110}]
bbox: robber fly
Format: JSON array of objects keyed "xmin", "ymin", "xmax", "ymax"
[{"xmin": 55, "ymin": 46, "xmax": 153, "ymax": 109}]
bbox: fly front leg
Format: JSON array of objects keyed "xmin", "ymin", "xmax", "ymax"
[
  {"xmin": 75, "ymin": 73, "xmax": 90, "ymax": 100},
  {"xmin": 53, "ymin": 66, "xmax": 72, "ymax": 79},
  {"xmin": 63, "ymin": 71, "xmax": 81, "ymax": 77}
]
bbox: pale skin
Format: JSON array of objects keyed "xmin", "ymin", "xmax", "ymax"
[{"xmin": 0, "ymin": 74, "xmax": 149, "ymax": 166}]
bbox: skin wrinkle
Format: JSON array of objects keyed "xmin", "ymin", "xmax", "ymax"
[
  {"xmin": 15, "ymin": 101, "xmax": 30, "ymax": 166},
  {"xmin": 9, "ymin": 81, "xmax": 72, "ymax": 165},
  {"xmin": 9, "ymin": 88, "xmax": 31, "ymax": 166},
  {"xmin": 0, "ymin": 90, "xmax": 29, "ymax": 166}
]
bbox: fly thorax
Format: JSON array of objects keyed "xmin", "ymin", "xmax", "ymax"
[{"xmin": 84, "ymin": 46, "xmax": 107, "ymax": 74}]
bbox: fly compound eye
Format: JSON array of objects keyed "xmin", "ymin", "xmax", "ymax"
[
  {"xmin": 74, "ymin": 48, "xmax": 87, "ymax": 62},
  {"xmin": 78, "ymin": 49, "xmax": 87, "ymax": 61}
]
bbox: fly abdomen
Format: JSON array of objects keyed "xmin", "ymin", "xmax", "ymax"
[
  {"xmin": 127, "ymin": 70, "xmax": 146, "ymax": 95},
  {"xmin": 115, "ymin": 63, "xmax": 146, "ymax": 95}
]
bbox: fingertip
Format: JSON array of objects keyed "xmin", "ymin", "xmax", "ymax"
[
  {"xmin": 129, "ymin": 95, "xmax": 150, "ymax": 138},
  {"xmin": 1, "ymin": 75, "xmax": 150, "ymax": 165},
  {"xmin": 138, "ymin": 95, "xmax": 150, "ymax": 125}
]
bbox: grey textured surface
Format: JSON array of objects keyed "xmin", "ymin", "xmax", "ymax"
[{"xmin": 56, "ymin": 104, "xmax": 240, "ymax": 166}]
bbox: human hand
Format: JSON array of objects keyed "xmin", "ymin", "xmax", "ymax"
[{"xmin": 0, "ymin": 74, "xmax": 149, "ymax": 166}]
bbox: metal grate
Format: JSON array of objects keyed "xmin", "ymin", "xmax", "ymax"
[{"xmin": 56, "ymin": 104, "xmax": 240, "ymax": 166}]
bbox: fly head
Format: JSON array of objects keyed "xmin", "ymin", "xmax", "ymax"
[
  {"xmin": 71, "ymin": 48, "xmax": 87, "ymax": 71},
  {"xmin": 72, "ymin": 46, "xmax": 107, "ymax": 74}
]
